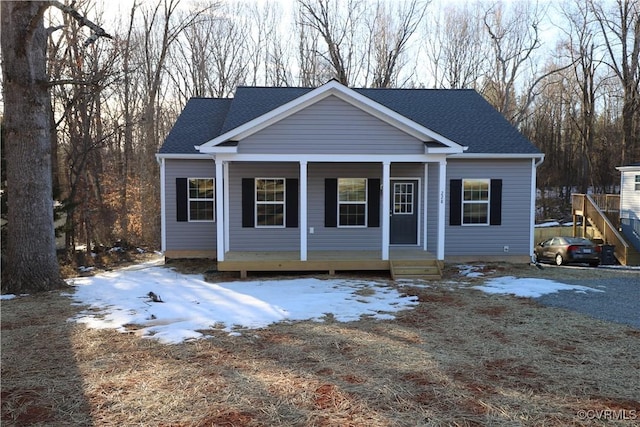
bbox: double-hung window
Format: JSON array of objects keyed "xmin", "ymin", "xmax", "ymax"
[
  {"xmin": 462, "ymin": 179, "xmax": 489, "ymax": 225},
  {"xmin": 635, "ymin": 175, "xmax": 640, "ymax": 191},
  {"xmin": 255, "ymin": 178, "xmax": 285, "ymax": 227},
  {"xmin": 338, "ymin": 178, "xmax": 367, "ymax": 227},
  {"xmin": 188, "ymin": 178, "xmax": 214, "ymax": 221}
]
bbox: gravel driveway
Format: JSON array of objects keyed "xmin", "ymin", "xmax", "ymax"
[{"xmin": 534, "ymin": 266, "xmax": 640, "ymax": 329}]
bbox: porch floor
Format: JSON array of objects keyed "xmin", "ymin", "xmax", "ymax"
[{"xmin": 218, "ymin": 248, "xmax": 441, "ymax": 279}]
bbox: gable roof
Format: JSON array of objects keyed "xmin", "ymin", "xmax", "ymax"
[{"xmin": 158, "ymin": 82, "xmax": 541, "ymax": 156}]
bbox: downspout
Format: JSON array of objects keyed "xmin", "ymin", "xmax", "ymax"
[
  {"xmin": 530, "ymin": 156, "xmax": 545, "ymax": 263},
  {"xmin": 158, "ymin": 156, "xmax": 166, "ymax": 254}
]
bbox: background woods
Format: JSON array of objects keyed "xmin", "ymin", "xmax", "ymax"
[{"xmin": 2, "ymin": 0, "xmax": 639, "ymax": 264}]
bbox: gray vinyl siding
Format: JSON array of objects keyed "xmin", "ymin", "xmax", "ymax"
[
  {"xmin": 164, "ymin": 159, "xmax": 217, "ymax": 251},
  {"xmin": 228, "ymin": 163, "xmax": 300, "ymax": 251},
  {"xmin": 309, "ymin": 163, "xmax": 383, "ymax": 251},
  {"xmin": 228, "ymin": 162, "xmax": 425, "ymax": 252},
  {"xmin": 239, "ymin": 95, "xmax": 425, "ymax": 155},
  {"xmin": 445, "ymin": 159, "xmax": 533, "ymax": 256}
]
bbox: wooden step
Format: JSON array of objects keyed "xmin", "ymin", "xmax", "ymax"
[{"xmin": 390, "ymin": 260, "xmax": 442, "ymax": 280}]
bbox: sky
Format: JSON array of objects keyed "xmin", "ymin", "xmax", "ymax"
[{"xmin": 0, "ymin": 257, "xmax": 609, "ymax": 344}]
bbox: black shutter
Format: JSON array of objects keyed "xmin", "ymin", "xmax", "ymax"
[
  {"xmin": 367, "ymin": 178, "xmax": 380, "ymax": 227},
  {"xmin": 449, "ymin": 179, "xmax": 462, "ymax": 226},
  {"xmin": 176, "ymin": 178, "xmax": 188, "ymax": 222},
  {"xmin": 286, "ymin": 179, "xmax": 299, "ymax": 228},
  {"xmin": 490, "ymin": 179, "xmax": 502, "ymax": 226},
  {"xmin": 325, "ymin": 178, "xmax": 337, "ymax": 227},
  {"xmin": 242, "ymin": 178, "xmax": 255, "ymax": 228}
]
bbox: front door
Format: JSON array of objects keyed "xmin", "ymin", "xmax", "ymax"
[{"xmin": 390, "ymin": 180, "xmax": 418, "ymax": 245}]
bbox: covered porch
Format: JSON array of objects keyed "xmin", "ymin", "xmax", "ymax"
[{"xmin": 218, "ymin": 248, "xmax": 442, "ymax": 279}]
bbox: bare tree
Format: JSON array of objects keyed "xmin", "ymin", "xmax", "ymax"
[
  {"xmin": 365, "ymin": 0, "xmax": 428, "ymax": 88},
  {"xmin": 137, "ymin": 0, "xmax": 209, "ymax": 245},
  {"xmin": 296, "ymin": 12, "xmax": 332, "ymax": 86},
  {"xmin": 590, "ymin": 0, "xmax": 640, "ymax": 164},
  {"xmin": 423, "ymin": 3, "xmax": 487, "ymax": 89},
  {"xmin": 482, "ymin": 0, "xmax": 544, "ymax": 123},
  {"xmin": 560, "ymin": 0, "xmax": 605, "ymax": 192},
  {"xmin": 297, "ymin": 0, "xmax": 367, "ymax": 85},
  {"xmin": 1, "ymin": 0, "xmax": 110, "ymax": 293}
]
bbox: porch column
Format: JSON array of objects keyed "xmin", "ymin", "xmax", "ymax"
[
  {"xmin": 437, "ymin": 159, "xmax": 447, "ymax": 260},
  {"xmin": 423, "ymin": 163, "xmax": 429, "ymax": 251},
  {"xmin": 300, "ymin": 161, "xmax": 308, "ymax": 261},
  {"xmin": 215, "ymin": 157, "xmax": 225, "ymax": 262},
  {"xmin": 381, "ymin": 161, "xmax": 391, "ymax": 260},
  {"xmin": 223, "ymin": 161, "xmax": 230, "ymax": 252}
]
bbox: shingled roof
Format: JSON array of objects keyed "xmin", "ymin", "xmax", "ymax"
[{"xmin": 158, "ymin": 86, "xmax": 540, "ymax": 155}]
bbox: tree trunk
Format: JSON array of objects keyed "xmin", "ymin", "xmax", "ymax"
[{"xmin": 1, "ymin": 1, "xmax": 65, "ymax": 293}]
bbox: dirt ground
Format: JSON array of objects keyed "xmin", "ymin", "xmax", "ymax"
[{"xmin": 2, "ymin": 261, "xmax": 639, "ymax": 426}]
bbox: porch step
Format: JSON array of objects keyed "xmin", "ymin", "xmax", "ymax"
[{"xmin": 390, "ymin": 260, "xmax": 442, "ymax": 280}]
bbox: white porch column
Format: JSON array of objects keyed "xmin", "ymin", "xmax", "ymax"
[
  {"xmin": 215, "ymin": 157, "xmax": 225, "ymax": 261},
  {"xmin": 381, "ymin": 161, "xmax": 391, "ymax": 260},
  {"xmin": 437, "ymin": 159, "xmax": 447, "ymax": 260},
  {"xmin": 223, "ymin": 161, "xmax": 230, "ymax": 252},
  {"xmin": 423, "ymin": 163, "xmax": 429, "ymax": 251},
  {"xmin": 300, "ymin": 161, "xmax": 308, "ymax": 261}
]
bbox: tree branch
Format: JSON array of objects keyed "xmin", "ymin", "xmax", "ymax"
[{"xmin": 49, "ymin": 0, "xmax": 113, "ymax": 46}]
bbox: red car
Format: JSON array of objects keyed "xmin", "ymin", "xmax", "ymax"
[{"xmin": 533, "ymin": 237, "xmax": 601, "ymax": 267}]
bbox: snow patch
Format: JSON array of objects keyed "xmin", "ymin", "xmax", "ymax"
[{"xmin": 473, "ymin": 276, "xmax": 604, "ymax": 298}]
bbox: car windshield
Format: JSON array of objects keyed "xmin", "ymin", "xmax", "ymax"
[{"xmin": 564, "ymin": 237, "xmax": 592, "ymax": 245}]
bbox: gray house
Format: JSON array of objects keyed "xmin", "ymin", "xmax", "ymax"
[{"xmin": 157, "ymin": 80, "xmax": 544, "ymax": 278}]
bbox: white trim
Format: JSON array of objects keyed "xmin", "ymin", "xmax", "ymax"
[
  {"xmin": 186, "ymin": 177, "xmax": 215, "ymax": 222},
  {"xmin": 337, "ymin": 178, "xmax": 368, "ymax": 228},
  {"xmin": 392, "ymin": 182, "xmax": 415, "ymax": 215},
  {"xmin": 160, "ymin": 158, "xmax": 166, "ymax": 253},
  {"xmin": 212, "ymin": 153, "xmax": 439, "ymax": 163},
  {"xmin": 389, "ymin": 177, "xmax": 421, "ymax": 247},
  {"xmin": 449, "ymin": 153, "xmax": 544, "ymax": 160},
  {"xmin": 300, "ymin": 161, "xmax": 308, "ymax": 261},
  {"xmin": 255, "ymin": 177, "xmax": 287, "ymax": 228},
  {"xmin": 156, "ymin": 153, "xmax": 211, "ymax": 160},
  {"xmin": 197, "ymin": 146, "xmax": 238, "ymax": 154},
  {"xmin": 616, "ymin": 165, "xmax": 640, "ymax": 172},
  {"xmin": 381, "ymin": 162, "xmax": 391, "ymax": 260},
  {"xmin": 437, "ymin": 160, "xmax": 447, "ymax": 260},
  {"xmin": 461, "ymin": 178, "xmax": 490, "ymax": 226},
  {"xmin": 425, "ymin": 146, "xmax": 468, "ymax": 154},
  {"xmin": 197, "ymin": 80, "xmax": 464, "ymax": 154},
  {"xmin": 215, "ymin": 158, "xmax": 225, "ymax": 261},
  {"xmin": 223, "ymin": 161, "xmax": 230, "ymax": 253},
  {"xmin": 423, "ymin": 164, "xmax": 429, "ymax": 251}
]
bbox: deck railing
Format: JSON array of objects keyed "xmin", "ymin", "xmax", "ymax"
[
  {"xmin": 572, "ymin": 194, "xmax": 629, "ymax": 265},
  {"xmin": 590, "ymin": 194, "xmax": 620, "ymax": 213}
]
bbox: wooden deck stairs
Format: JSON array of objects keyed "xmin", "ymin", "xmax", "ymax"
[
  {"xmin": 572, "ymin": 194, "xmax": 640, "ymax": 266},
  {"xmin": 390, "ymin": 259, "xmax": 443, "ymax": 280}
]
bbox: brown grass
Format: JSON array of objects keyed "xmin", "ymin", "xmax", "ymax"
[{"xmin": 2, "ymin": 262, "xmax": 639, "ymax": 426}]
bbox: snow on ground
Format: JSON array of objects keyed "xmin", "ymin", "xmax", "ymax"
[
  {"xmin": 457, "ymin": 264, "xmax": 489, "ymax": 278},
  {"xmin": 65, "ymin": 260, "xmax": 419, "ymax": 344},
  {"xmin": 473, "ymin": 276, "xmax": 605, "ymax": 298},
  {"xmin": 1, "ymin": 258, "xmax": 613, "ymax": 345}
]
